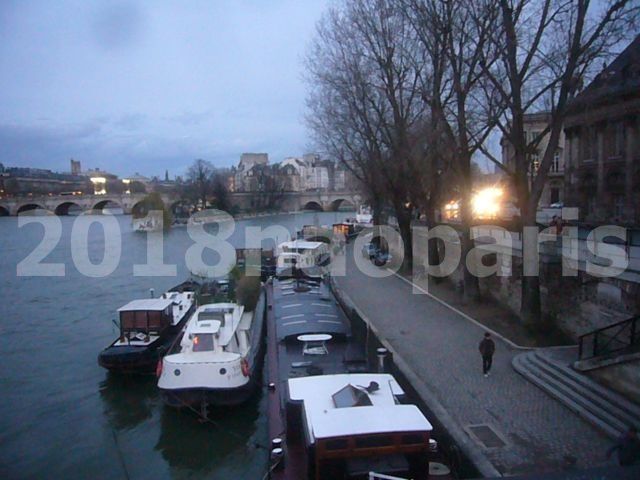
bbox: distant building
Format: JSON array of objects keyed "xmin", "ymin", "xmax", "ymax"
[
  {"xmin": 501, "ymin": 112, "xmax": 566, "ymax": 207},
  {"xmin": 234, "ymin": 153, "xmax": 269, "ymax": 192},
  {"xmin": 70, "ymin": 159, "xmax": 81, "ymax": 175},
  {"xmin": 0, "ymin": 165, "xmax": 89, "ymax": 196},
  {"xmin": 564, "ymin": 34, "xmax": 640, "ymax": 226}
]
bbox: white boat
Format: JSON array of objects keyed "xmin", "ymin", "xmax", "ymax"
[
  {"xmin": 355, "ymin": 205, "xmax": 373, "ymax": 227},
  {"xmin": 157, "ymin": 291, "xmax": 266, "ymax": 407},
  {"xmin": 275, "ymin": 240, "xmax": 330, "ymax": 279}
]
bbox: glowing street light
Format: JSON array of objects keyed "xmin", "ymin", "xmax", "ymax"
[{"xmin": 472, "ymin": 187, "xmax": 503, "ymax": 219}]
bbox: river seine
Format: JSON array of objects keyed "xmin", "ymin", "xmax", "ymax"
[{"xmin": 0, "ymin": 211, "xmax": 351, "ymax": 480}]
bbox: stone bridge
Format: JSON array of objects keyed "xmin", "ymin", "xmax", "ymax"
[
  {"xmin": 0, "ymin": 193, "xmax": 176, "ymax": 216},
  {"xmin": 0, "ymin": 190, "xmax": 361, "ymax": 216},
  {"xmin": 228, "ymin": 190, "xmax": 362, "ymax": 212}
]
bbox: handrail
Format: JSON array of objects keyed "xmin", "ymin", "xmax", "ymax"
[{"xmin": 578, "ymin": 315, "xmax": 639, "ymax": 360}]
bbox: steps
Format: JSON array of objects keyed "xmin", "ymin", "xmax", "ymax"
[{"xmin": 512, "ymin": 349, "xmax": 640, "ymax": 439}]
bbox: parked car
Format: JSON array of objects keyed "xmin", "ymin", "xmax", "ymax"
[
  {"xmin": 361, "ymin": 242, "xmax": 378, "ymax": 259},
  {"xmin": 373, "ymin": 250, "xmax": 392, "ymax": 267}
]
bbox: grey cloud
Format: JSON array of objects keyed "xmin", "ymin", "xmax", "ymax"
[{"xmin": 92, "ymin": 1, "xmax": 146, "ymax": 51}]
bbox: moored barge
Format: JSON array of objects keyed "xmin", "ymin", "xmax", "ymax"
[
  {"xmin": 98, "ymin": 281, "xmax": 198, "ymax": 374},
  {"xmin": 266, "ymin": 276, "xmax": 448, "ymax": 479}
]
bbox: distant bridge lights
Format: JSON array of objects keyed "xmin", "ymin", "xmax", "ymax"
[{"xmin": 90, "ymin": 177, "xmax": 107, "ymax": 195}]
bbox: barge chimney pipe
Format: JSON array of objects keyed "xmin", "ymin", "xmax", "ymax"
[{"xmin": 376, "ymin": 347, "xmax": 388, "ymax": 373}]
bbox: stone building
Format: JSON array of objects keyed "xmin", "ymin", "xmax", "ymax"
[
  {"xmin": 501, "ymin": 112, "xmax": 566, "ymax": 207},
  {"xmin": 564, "ymin": 35, "xmax": 640, "ymax": 226},
  {"xmin": 234, "ymin": 153, "xmax": 269, "ymax": 192}
]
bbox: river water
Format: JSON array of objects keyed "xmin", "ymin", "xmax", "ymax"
[{"xmin": 0, "ymin": 211, "xmax": 351, "ymax": 480}]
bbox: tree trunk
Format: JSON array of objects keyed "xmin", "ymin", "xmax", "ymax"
[
  {"xmin": 394, "ymin": 203, "xmax": 413, "ymax": 273},
  {"xmin": 425, "ymin": 199, "xmax": 443, "ymax": 283},
  {"xmin": 459, "ymin": 174, "xmax": 480, "ymax": 303},
  {"xmin": 520, "ymin": 203, "xmax": 541, "ymax": 324}
]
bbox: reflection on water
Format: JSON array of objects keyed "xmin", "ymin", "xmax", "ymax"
[
  {"xmin": 155, "ymin": 393, "xmax": 265, "ymax": 473},
  {"xmin": 99, "ymin": 374, "xmax": 158, "ymax": 432}
]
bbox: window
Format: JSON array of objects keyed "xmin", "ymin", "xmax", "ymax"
[
  {"xmin": 193, "ymin": 333, "xmax": 215, "ymax": 352},
  {"xmin": 354, "ymin": 435, "xmax": 393, "ymax": 448},
  {"xmin": 614, "ymin": 196, "xmax": 625, "ymax": 217},
  {"xmin": 324, "ymin": 439, "xmax": 348, "ymax": 451},
  {"xmin": 550, "ymin": 188, "xmax": 560, "ymax": 205},
  {"xmin": 583, "ymin": 126, "xmax": 597, "ymax": 162},
  {"xmin": 529, "ymin": 151, "xmax": 540, "ymax": 174},
  {"xmin": 613, "ymin": 122, "xmax": 625, "ymax": 157},
  {"xmin": 551, "ymin": 150, "xmax": 561, "ymax": 173}
]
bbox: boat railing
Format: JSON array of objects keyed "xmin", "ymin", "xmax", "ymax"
[{"xmin": 368, "ymin": 472, "xmax": 409, "ymax": 480}]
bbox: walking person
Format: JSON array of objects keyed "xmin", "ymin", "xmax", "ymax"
[
  {"xmin": 479, "ymin": 332, "xmax": 495, "ymax": 377},
  {"xmin": 607, "ymin": 426, "xmax": 640, "ymax": 466}
]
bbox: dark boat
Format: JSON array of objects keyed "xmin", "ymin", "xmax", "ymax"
[
  {"xmin": 157, "ymin": 288, "xmax": 267, "ymax": 408},
  {"xmin": 97, "ymin": 281, "xmax": 199, "ymax": 374},
  {"xmin": 265, "ymin": 276, "xmax": 446, "ymax": 480}
]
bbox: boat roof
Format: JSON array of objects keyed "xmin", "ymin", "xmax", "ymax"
[
  {"xmin": 118, "ymin": 298, "xmax": 174, "ymax": 312},
  {"xmin": 273, "ymin": 279, "xmax": 350, "ymax": 340},
  {"xmin": 278, "ymin": 240, "xmax": 325, "ymax": 250},
  {"xmin": 288, "ymin": 373, "xmax": 432, "ymax": 441}
]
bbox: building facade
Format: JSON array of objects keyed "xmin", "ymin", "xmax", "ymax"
[
  {"xmin": 564, "ymin": 35, "xmax": 640, "ymax": 226},
  {"xmin": 501, "ymin": 112, "xmax": 566, "ymax": 207}
]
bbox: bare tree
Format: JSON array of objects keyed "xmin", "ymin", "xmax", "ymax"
[
  {"xmin": 479, "ymin": 0, "xmax": 638, "ymax": 323},
  {"xmin": 186, "ymin": 159, "xmax": 215, "ymax": 208},
  {"xmin": 405, "ymin": 0, "xmax": 503, "ymax": 301},
  {"xmin": 306, "ymin": 0, "xmax": 429, "ymax": 270}
]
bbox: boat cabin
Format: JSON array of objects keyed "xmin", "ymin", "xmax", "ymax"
[
  {"xmin": 286, "ymin": 373, "xmax": 432, "ymax": 479},
  {"xmin": 179, "ymin": 303, "xmax": 248, "ymax": 355},
  {"xmin": 276, "ymin": 240, "xmax": 330, "ymax": 278},
  {"xmin": 117, "ymin": 298, "xmax": 175, "ymax": 342}
]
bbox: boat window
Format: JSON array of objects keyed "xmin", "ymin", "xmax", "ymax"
[
  {"xmin": 354, "ymin": 435, "xmax": 393, "ymax": 448},
  {"xmin": 324, "ymin": 438, "xmax": 348, "ymax": 451},
  {"xmin": 401, "ymin": 434, "xmax": 424, "ymax": 445},
  {"xmin": 193, "ymin": 334, "xmax": 215, "ymax": 352}
]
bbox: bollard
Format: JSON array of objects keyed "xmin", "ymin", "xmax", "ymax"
[
  {"xmin": 270, "ymin": 447, "xmax": 284, "ymax": 470},
  {"xmin": 376, "ymin": 347, "xmax": 388, "ymax": 373}
]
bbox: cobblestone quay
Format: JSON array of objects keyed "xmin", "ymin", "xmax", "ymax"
[{"xmin": 333, "ymin": 245, "xmax": 617, "ymax": 476}]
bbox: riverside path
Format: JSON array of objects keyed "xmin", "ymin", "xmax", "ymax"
[{"xmin": 333, "ymin": 244, "xmax": 618, "ymax": 477}]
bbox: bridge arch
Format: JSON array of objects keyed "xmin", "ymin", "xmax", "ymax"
[
  {"xmin": 92, "ymin": 199, "xmax": 122, "ymax": 213},
  {"xmin": 54, "ymin": 201, "xmax": 83, "ymax": 216},
  {"xmin": 0, "ymin": 205, "xmax": 9, "ymax": 216},
  {"xmin": 302, "ymin": 201, "xmax": 324, "ymax": 212},
  {"xmin": 329, "ymin": 198, "xmax": 356, "ymax": 212},
  {"xmin": 17, "ymin": 203, "xmax": 48, "ymax": 215}
]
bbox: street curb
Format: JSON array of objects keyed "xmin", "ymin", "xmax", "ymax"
[
  {"xmin": 390, "ymin": 270, "xmax": 536, "ymax": 351},
  {"xmin": 331, "ymin": 277, "xmax": 503, "ymax": 479}
]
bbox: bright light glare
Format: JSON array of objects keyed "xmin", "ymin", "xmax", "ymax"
[{"xmin": 472, "ymin": 187, "xmax": 503, "ymax": 218}]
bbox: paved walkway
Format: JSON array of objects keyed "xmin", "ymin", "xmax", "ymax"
[{"xmin": 334, "ymin": 246, "xmax": 616, "ymax": 476}]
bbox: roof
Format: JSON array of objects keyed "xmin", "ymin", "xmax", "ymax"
[
  {"xmin": 567, "ymin": 34, "xmax": 640, "ymax": 113},
  {"xmin": 118, "ymin": 298, "xmax": 174, "ymax": 312},
  {"xmin": 288, "ymin": 373, "xmax": 432, "ymax": 441},
  {"xmin": 273, "ymin": 279, "xmax": 350, "ymax": 340},
  {"xmin": 312, "ymin": 405, "xmax": 432, "ymax": 439}
]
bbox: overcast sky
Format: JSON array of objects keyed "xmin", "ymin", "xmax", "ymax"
[{"xmin": 0, "ymin": 0, "xmax": 329, "ymax": 178}]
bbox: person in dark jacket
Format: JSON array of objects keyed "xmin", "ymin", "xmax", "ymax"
[
  {"xmin": 607, "ymin": 426, "xmax": 640, "ymax": 466},
  {"xmin": 478, "ymin": 333, "xmax": 495, "ymax": 377}
]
